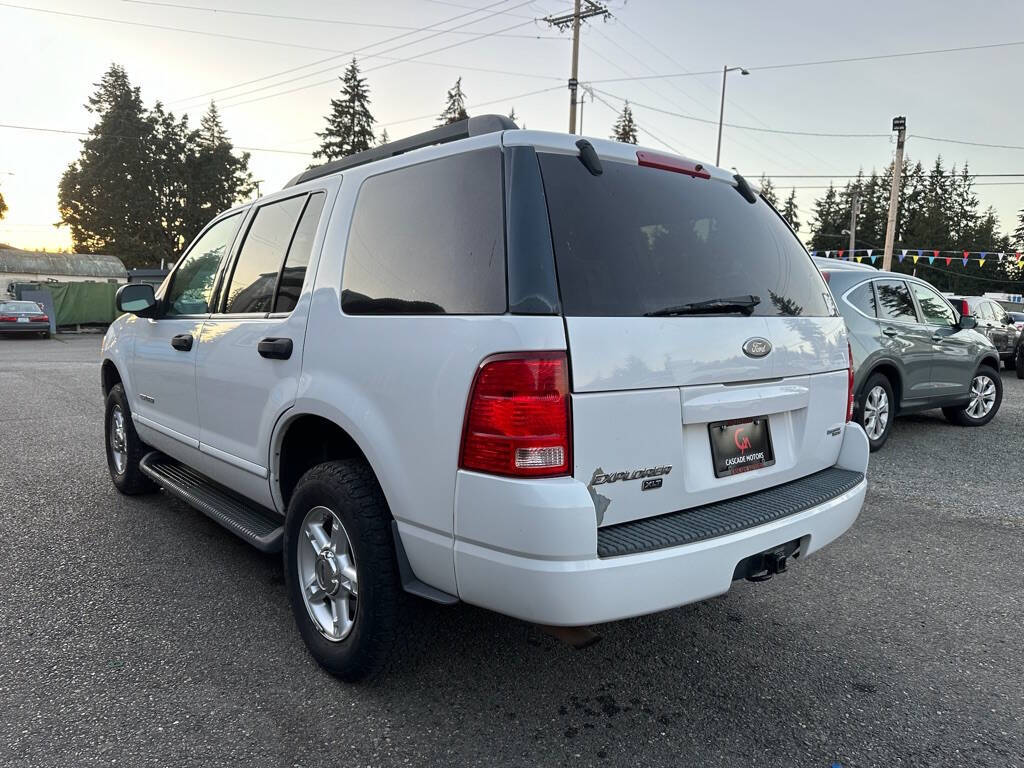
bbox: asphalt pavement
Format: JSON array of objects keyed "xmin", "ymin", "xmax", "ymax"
[{"xmin": 1, "ymin": 333, "xmax": 1021, "ymax": 767}]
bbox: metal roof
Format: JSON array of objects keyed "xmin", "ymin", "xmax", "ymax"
[{"xmin": 0, "ymin": 248, "xmax": 127, "ymax": 278}]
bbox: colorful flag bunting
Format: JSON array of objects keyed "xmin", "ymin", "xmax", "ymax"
[
  {"xmin": 979, "ymin": 259, "xmax": 986, "ymax": 267},
  {"xmin": 962, "ymin": 256, "xmax": 969, "ymax": 266},
  {"xmin": 855, "ymin": 256, "xmax": 862, "ymax": 263},
  {"xmin": 899, "ymin": 249, "xmax": 906, "ymax": 263},
  {"xmin": 945, "ymin": 257, "xmax": 952, "ymax": 266},
  {"xmin": 838, "ymin": 249, "xmax": 844, "ymax": 259}
]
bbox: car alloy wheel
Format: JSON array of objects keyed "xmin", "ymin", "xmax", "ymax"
[
  {"xmin": 966, "ymin": 374, "xmax": 997, "ymax": 420},
  {"xmin": 109, "ymin": 404, "xmax": 128, "ymax": 475},
  {"xmin": 297, "ymin": 505, "xmax": 359, "ymax": 642},
  {"xmin": 862, "ymin": 384, "xmax": 890, "ymax": 441}
]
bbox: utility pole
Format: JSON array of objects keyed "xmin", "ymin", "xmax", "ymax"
[
  {"xmin": 848, "ymin": 193, "xmax": 860, "ymax": 254},
  {"xmin": 543, "ymin": 0, "xmax": 610, "ymax": 134},
  {"xmin": 882, "ymin": 116, "xmax": 907, "ymax": 272}
]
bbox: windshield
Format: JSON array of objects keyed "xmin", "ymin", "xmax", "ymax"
[
  {"xmin": 0, "ymin": 301, "xmax": 43, "ymax": 313},
  {"xmin": 538, "ymin": 153, "xmax": 832, "ymax": 318}
]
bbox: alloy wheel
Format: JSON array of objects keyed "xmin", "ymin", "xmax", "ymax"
[
  {"xmin": 109, "ymin": 405, "xmax": 128, "ymax": 475},
  {"xmin": 966, "ymin": 374, "xmax": 997, "ymax": 419},
  {"xmin": 297, "ymin": 505, "xmax": 358, "ymax": 642},
  {"xmin": 863, "ymin": 384, "xmax": 890, "ymax": 441}
]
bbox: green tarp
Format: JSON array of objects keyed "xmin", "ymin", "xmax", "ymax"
[{"xmin": 17, "ymin": 281, "xmax": 118, "ymax": 325}]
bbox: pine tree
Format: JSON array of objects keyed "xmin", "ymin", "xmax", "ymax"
[
  {"xmin": 611, "ymin": 102, "xmax": 638, "ymax": 144},
  {"xmin": 438, "ymin": 77, "xmax": 469, "ymax": 125},
  {"xmin": 781, "ymin": 189, "xmax": 799, "ymax": 232},
  {"xmin": 314, "ymin": 58, "xmax": 375, "ymax": 161},
  {"xmin": 809, "ymin": 184, "xmax": 843, "ymax": 252},
  {"xmin": 0, "ymin": 188, "xmax": 7, "ymax": 221},
  {"xmin": 377, "ymin": 128, "xmax": 389, "ymax": 146},
  {"xmin": 507, "ymin": 107, "xmax": 517, "ymax": 125},
  {"xmin": 186, "ymin": 102, "xmax": 254, "ymax": 236},
  {"xmin": 1015, "ymin": 208, "xmax": 1024, "ymax": 248},
  {"xmin": 759, "ymin": 175, "xmax": 778, "ymax": 207}
]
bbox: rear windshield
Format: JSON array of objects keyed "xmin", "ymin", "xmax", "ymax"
[
  {"xmin": 538, "ymin": 154, "xmax": 832, "ymax": 317},
  {"xmin": 0, "ymin": 301, "xmax": 42, "ymax": 313}
]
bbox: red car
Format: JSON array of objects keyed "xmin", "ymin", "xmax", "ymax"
[{"xmin": 0, "ymin": 300, "xmax": 51, "ymax": 338}]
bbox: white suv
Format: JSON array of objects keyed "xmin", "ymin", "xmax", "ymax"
[{"xmin": 102, "ymin": 116, "xmax": 869, "ymax": 681}]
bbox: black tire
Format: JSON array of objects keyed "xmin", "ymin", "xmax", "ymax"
[
  {"xmin": 857, "ymin": 372, "xmax": 895, "ymax": 452},
  {"xmin": 1015, "ymin": 345, "xmax": 1024, "ymax": 380},
  {"xmin": 40, "ymin": 330, "xmax": 50, "ymax": 339},
  {"xmin": 942, "ymin": 365, "xmax": 1002, "ymax": 426},
  {"xmin": 104, "ymin": 383, "xmax": 156, "ymax": 494},
  {"xmin": 283, "ymin": 459, "xmax": 402, "ymax": 682}
]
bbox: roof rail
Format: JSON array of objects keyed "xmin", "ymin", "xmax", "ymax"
[{"xmin": 285, "ymin": 114, "xmax": 518, "ymax": 187}]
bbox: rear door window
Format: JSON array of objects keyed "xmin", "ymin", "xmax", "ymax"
[
  {"xmin": 910, "ymin": 282, "xmax": 955, "ymax": 326},
  {"xmin": 537, "ymin": 153, "xmax": 832, "ymax": 317},
  {"xmin": 341, "ymin": 149, "xmax": 506, "ymax": 315},
  {"xmin": 845, "ymin": 281, "xmax": 877, "ymax": 317},
  {"xmin": 274, "ymin": 192, "xmax": 326, "ymax": 313},
  {"xmin": 224, "ymin": 195, "xmax": 307, "ymax": 314},
  {"xmin": 874, "ymin": 279, "xmax": 918, "ymax": 323}
]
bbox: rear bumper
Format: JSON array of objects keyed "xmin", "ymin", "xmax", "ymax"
[
  {"xmin": 453, "ymin": 424, "xmax": 869, "ymax": 626},
  {"xmin": 0, "ymin": 322, "xmax": 49, "ymax": 333}
]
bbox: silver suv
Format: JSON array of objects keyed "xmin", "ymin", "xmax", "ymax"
[{"xmin": 821, "ymin": 265, "xmax": 1002, "ymax": 451}]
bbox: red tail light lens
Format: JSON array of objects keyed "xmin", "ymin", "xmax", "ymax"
[
  {"xmin": 961, "ymin": 300, "xmax": 970, "ymax": 316},
  {"xmin": 37, "ymin": 315, "xmax": 49, "ymax": 324},
  {"xmin": 636, "ymin": 150, "xmax": 711, "ymax": 179},
  {"xmin": 846, "ymin": 342, "xmax": 855, "ymax": 422},
  {"xmin": 0, "ymin": 314, "xmax": 16, "ymax": 322},
  {"xmin": 460, "ymin": 352, "xmax": 571, "ymax": 478}
]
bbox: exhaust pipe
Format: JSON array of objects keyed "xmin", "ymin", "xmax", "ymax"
[{"xmin": 536, "ymin": 625, "xmax": 602, "ymax": 649}]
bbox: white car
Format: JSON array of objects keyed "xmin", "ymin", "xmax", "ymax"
[{"xmin": 101, "ymin": 116, "xmax": 869, "ymax": 681}]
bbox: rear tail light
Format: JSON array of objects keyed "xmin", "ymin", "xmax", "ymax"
[
  {"xmin": 0, "ymin": 315, "xmax": 15, "ymax": 322},
  {"xmin": 460, "ymin": 352, "xmax": 571, "ymax": 478},
  {"xmin": 961, "ymin": 300, "xmax": 970, "ymax": 316},
  {"xmin": 846, "ymin": 342, "xmax": 855, "ymax": 422},
  {"xmin": 37, "ymin": 315, "xmax": 49, "ymax": 324}
]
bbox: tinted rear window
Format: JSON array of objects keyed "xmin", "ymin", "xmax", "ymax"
[
  {"xmin": 341, "ymin": 149, "xmax": 506, "ymax": 315},
  {"xmin": 846, "ymin": 281, "xmax": 877, "ymax": 317},
  {"xmin": 875, "ymin": 279, "xmax": 918, "ymax": 323},
  {"xmin": 538, "ymin": 154, "xmax": 832, "ymax": 317}
]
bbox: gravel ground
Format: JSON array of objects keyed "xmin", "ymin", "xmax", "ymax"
[{"xmin": 1, "ymin": 333, "xmax": 1021, "ymax": 767}]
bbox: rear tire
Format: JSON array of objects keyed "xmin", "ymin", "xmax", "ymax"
[
  {"xmin": 942, "ymin": 366, "xmax": 1002, "ymax": 426},
  {"xmin": 104, "ymin": 383, "xmax": 156, "ymax": 495},
  {"xmin": 1015, "ymin": 345, "xmax": 1024, "ymax": 380},
  {"xmin": 283, "ymin": 459, "xmax": 403, "ymax": 682},
  {"xmin": 857, "ymin": 373, "xmax": 894, "ymax": 452}
]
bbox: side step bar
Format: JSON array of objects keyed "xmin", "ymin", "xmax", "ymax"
[{"xmin": 140, "ymin": 452, "xmax": 284, "ymax": 553}]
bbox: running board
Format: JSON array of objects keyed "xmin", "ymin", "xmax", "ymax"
[{"xmin": 140, "ymin": 452, "xmax": 284, "ymax": 553}]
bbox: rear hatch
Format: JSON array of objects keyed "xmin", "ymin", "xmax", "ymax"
[{"xmin": 538, "ymin": 149, "xmax": 849, "ymax": 527}]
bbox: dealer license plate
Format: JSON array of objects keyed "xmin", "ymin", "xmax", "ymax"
[{"xmin": 708, "ymin": 417, "xmax": 775, "ymax": 478}]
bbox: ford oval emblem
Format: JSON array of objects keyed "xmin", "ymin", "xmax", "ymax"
[{"xmin": 742, "ymin": 337, "xmax": 772, "ymax": 358}]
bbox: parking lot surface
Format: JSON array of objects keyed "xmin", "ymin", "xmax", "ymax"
[{"xmin": 1, "ymin": 334, "xmax": 1022, "ymax": 767}]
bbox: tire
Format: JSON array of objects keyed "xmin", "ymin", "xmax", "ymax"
[
  {"xmin": 40, "ymin": 331, "xmax": 50, "ymax": 339},
  {"xmin": 104, "ymin": 383, "xmax": 156, "ymax": 494},
  {"xmin": 283, "ymin": 460, "xmax": 403, "ymax": 682},
  {"xmin": 942, "ymin": 366, "xmax": 1002, "ymax": 426},
  {"xmin": 857, "ymin": 373, "xmax": 894, "ymax": 452},
  {"xmin": 1015, "ymin": 345, "xmax": 1024, "ymax": 380}
]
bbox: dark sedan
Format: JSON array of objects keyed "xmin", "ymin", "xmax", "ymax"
[
  {"xmin": 820, "ymin": 265, "xmax": 1002, "ymax": 451},
  {"xmin": 0, "ymin": 300, "xmax": 51, "ymax": 338},
  {"xmin": 947, "ymin": 296, "xmax": 1020, "ymax": 369}
]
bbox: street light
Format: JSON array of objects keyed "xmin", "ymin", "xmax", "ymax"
[{"xmin": 716, "ymin": 65, "xmax": 749, "ymax": 166}]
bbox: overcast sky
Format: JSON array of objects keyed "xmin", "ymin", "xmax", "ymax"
[{"xmin": 2, "ymin": 0, "xmax": 1023, "ymax": 252}]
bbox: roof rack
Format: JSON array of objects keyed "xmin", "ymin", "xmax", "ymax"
[{"xmin": 285, "ymin": 114, "xmax": 518, "ymax": 188}]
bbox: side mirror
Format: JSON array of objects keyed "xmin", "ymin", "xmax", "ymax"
[
  {"xmin": 116, "ymin": 283, "xmax": 157, "ymax": 317},
  {"xmin": 957, "ymin": 314, "xmax": 977, "ymax": 331}
]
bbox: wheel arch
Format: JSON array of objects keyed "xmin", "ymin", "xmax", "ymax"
[
  {"xmin": 101, "ymin": 358, "xmax": 123, "ymax": 395},
  {"xmin": 978, "ymin": 352, "xmax": 1000, "ymax": 371},
  {"xmin": 861, "ymin": 359, "xmax": 903, "ymax": 412}
]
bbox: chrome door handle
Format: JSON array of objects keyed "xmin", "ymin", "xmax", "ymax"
[{"xmin": 882, "ymin": 327, "xmax": 898, "ymax": 337}]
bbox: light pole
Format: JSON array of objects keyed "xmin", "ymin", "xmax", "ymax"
[{"xmin": 716, "ymin": 65, "xmax": 749, "ymax": 166}]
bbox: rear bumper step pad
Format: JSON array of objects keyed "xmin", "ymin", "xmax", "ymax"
[
  {"xmin": 597, "ymin": 467, "xmax": 865, "ymax": 558},
  {"xmin": 139, "ymin": 452, "xmax": 284, "ymax": 553}
]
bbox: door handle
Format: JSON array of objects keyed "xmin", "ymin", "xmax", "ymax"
[
  {"xmin": 171, "ymin": 333, "xmax": 193, "ymax": 351},
  {"xmin": 931, "ymin": 334, "xmax": 945, "ymax": 342},
  {"xmin": 882, "ymin": 327, "xmax": 898, "ymax": 337},
  {"xmin": 258, "ymin": 337, "xmax": 293, "ymax": 360}
]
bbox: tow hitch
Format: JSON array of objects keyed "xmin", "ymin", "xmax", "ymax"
[{"xmin": 733, "ymin": 539, "xmax": 801, "ymax": 583}]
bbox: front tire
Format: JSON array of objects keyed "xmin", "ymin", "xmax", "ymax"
[
  {"xmin": 284, "ymin": 460, "xmax": 403, "ymax": 682},
  {"xmin": 104, "ymin": 383, "xmax": 156, "ymax": 494},
  {"xmin": 857, "ymin": 373, "xmax": 894, "ymax": 452},
  {"xmin": 1015, "ymin": 345, "xmax": 1024, "ymax": 380},
  {"xmin": 942, "ymin": 366, "xmax": 1002, "ymax": 426}
]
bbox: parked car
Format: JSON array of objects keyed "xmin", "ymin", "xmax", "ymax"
[
  {"xmin": 1007, "ymin": 310, "xmax": 1024, "ymax": 333},
  {"xmin": 947, "ymin": 295, "xmax": 1020, "ymax": 369},
  {"xmin": 0, "ymin": 300, "xmax": 50, "ymax": 337},
  {"xmin": 100, "ymin": 116, "xmax": 869, "ymax": 681},
  {"xmin": 820, "ymin": 268, "xmax": 1002, "ymax": 450}
]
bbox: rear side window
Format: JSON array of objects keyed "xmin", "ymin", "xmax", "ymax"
[
  {"xmin": 274, "ymin": 192, "xmax": 326, "ymax": 313},
  {"xmin": 875, "ymin": 279, "xmax": 918, "ymax": 323},
  {"xmin": 537, "ymin": 154, "xmax": 831, "ymax": 317},
  {"xmin": 224, "ymin": 195, "xmax": 306, "ymax": 313},
  {"xmin": 846, "ymin": 281, "xmax": 877, "ymax": 317},
  {"xmin": 342, "ymin": 149, "xmax": 506, "ymax": 315}
]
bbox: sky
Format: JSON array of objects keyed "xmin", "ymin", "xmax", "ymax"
[{"xmin": 1, "ymin": 0, "xmax": 1023, "ymax": 252}]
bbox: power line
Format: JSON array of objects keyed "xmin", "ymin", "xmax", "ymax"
[
  {"xmin": 588, "ymin": 38, "xmax": 1024, "ymax": 84},
  {"xmin": 764, "ymin": 173, "xmax": 1024, "ymax": 179},
  {"xmin": 588, "ymin": 89, "xmax": 683, "ymax": 155},
  {"xmin": 786, "ymin": 182, "xmax": 1024, "ymax": 189},
  {"xmin": 118, "ymin": 0, "xmax": 562, "ymax": 39},
  {"xmin": 0, "ymin": 122, "xmax": 313, "ymax": 155},
  {"xmin": 911, "ymin": 134, "xmax": 1024, "ymax": 151},
  {"xmin": 376, "ymin": 84, "xmax": 564, "ymax": 128}
]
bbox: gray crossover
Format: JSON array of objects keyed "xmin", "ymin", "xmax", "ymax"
[{"xmin": 818, "ymin": 261, "xmax": 1002, "ymax": 451}]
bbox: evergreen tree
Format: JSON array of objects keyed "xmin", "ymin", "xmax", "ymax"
[
  {"xmin": 58, "ymin": 64, "xmax": 255, "ymax": 267},
  {"xmin": 0, "ymin": 188, "xmax": 7, "ymax": 221},
  {"xmin": 314, "ymin": 58, "xmax": 375, "ymax": 161},
  {"xmin": 781, "ymin": 189, "xmax": 799, "ymax": 232},
  {"xmin": 1015, "ymin": 208, "xmax": 1024, "ymax": 248},
  {"xmin": 758, "ymin": 175, "xmax": 778, "ymax": 207},
  {"xmin": 611, "ymin": 102, "xmax": 638, "ymax": 144},
  {"xmin": 438, "ymin": 77, "xmax": 469, "ymax": 125},
  {"xmin": 808, "ymin": 184, "xmax": 844, "ymax": 252},
  {"xmin": 507, "ymin": 107, "xmax": 517, "ymax": 125},
  {"xmin": 377, "ymin": 128, "xmax": 389, "ymax": 146}
]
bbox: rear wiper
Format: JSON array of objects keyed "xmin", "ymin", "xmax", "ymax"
[{"xmin": 644, "ymin": 295, "xmax": 761, "ymax": 317}]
